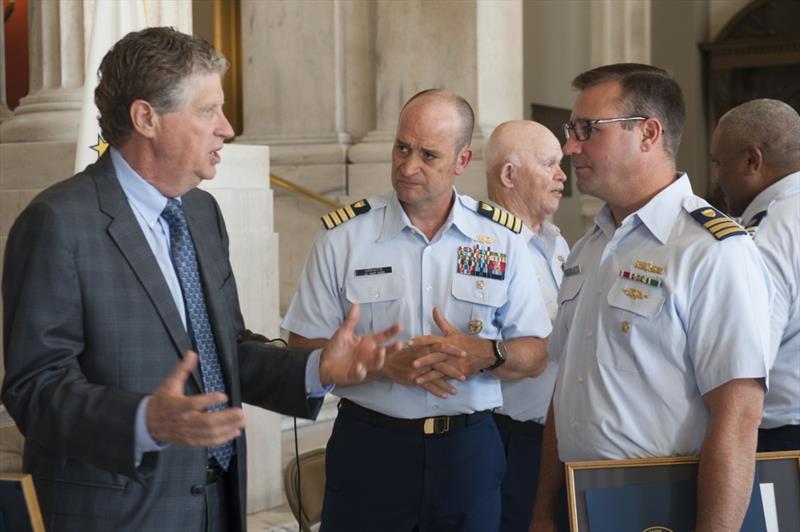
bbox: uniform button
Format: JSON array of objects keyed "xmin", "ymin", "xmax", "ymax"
[
  {"xmin": 586, "ymin": 330, "xmax": 593, "ymax": 338},
  {"xmin": 597, "ymin": 289, "xmax": 603, "ymax": 294},
  {"xmin": 426, "ymin": 285, "xmax": 432, "ymax": 292},
  {"xmin": 431, "ymin": 404, "xmax": 440, "ymax": 411},
  {"xmin": 190, "ymin": 484, "xmax": 204, "ymax": 496},
  {"xmin": 620, "ymin": 321, "xmax": 631, "ymax": 333},
  {"xmin": 372, "ymin": 291, "xmax": 380, "ymax": 299},
  {"xmin": 476, "ymin": 293, "xmax": 484, "ymax": 299},
  {"xmin": 577, "ymin": 376, "xmax": 584, "ymax": 383}
]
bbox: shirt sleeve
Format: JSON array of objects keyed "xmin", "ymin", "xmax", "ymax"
[
  {"xmin": 753, "ymin": 205, "xmax": 800, "ymax": 369},
  {"xmin": 282, "ymin": 228, "xmax": 347, "ymax": 339},
  {"xmin": 134, "ymin": 397, "xmax": 168, "ymax": 466},
  {"xmin": 686, "ymin": 236, "xmax": 772, "ymax": 395},
  {"xmin": 496, "ymin": 235, "xmax": 553, "ymax": 340}
]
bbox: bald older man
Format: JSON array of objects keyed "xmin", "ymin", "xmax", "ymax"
[
  {"xmin": 711, "ymin": 98, "xmax": 800, "ymax": 451},
  {"xmin": 484, "ymin": 121, "xmax": 568, "ymax": 531}
]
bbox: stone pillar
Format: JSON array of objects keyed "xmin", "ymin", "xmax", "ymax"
[
  {"xmin": 237, "ymin": 0, "xmax": 378, "ymax": 312},
  {"xmin": 348, "ymin": 0, "xmax": 523, "ymax": 201},
  {"xmin": 0, "ymin": 0, "xmax": 85, "ymax": 141},
  {"xmin": 579, "ymin": 0, "xmax": 651, "ymax": 229},
  {"xmin": 0, "ymin": 0, "xmax": 192, "ymax": 142},
  {"xmin": 0, "ymin": 11, "xmax": 14, "ymax": 123}
]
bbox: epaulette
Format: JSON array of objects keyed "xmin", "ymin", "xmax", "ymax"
[
  {"xmin": 320, "ymin": 199, "xmax": 371, "ymax": 230},
  {"xmin": 477, "ymin": 201, "xmax": 522, "ymax": 234},
  {"xmin": 689, "ymin": 207, "xmax": 747, "ymax": 240},
  {"xmin": 745, "ymin": 210, "xmax": 768, "ymax": 237}
]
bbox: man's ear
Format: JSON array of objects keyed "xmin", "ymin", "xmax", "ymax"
[
  {"xmin": 744, "ymin": 144, "xmax": 764, "ymax": 172},
  {"xmin": 129, "ymin": 99, "xmax": 159, "ymax": 139},
  {"xmin": 454, "ymin": 146, "xmax": 473, "ymax": 176},
  {"xmin": 640, "ymin": 118, "xmax": 663, "ymax": 152},
  {"xmin": 499, "ymin": 162, "xmax": 516, "ymax": 188}
]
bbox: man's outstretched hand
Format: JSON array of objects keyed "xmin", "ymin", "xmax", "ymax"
[
  {"xmin": 146, "ymin": 351, "xmax": 246, "ymax": 447},
  {"xmin": 319, "ymin": 304, "xmax": 401, "ymax": 386}
]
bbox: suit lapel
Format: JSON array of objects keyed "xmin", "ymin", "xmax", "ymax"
[{"xmin": 91, "ymin": 153, "xmax": 203, "ymax": 390}]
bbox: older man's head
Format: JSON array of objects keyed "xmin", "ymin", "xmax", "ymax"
[{"xmin": 485, "ymin": 120, "xmax": 566, "ymax": 233}]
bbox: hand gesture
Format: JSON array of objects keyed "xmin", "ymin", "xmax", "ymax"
[
  {"xmin": 319, "ymin": 304, "xmax": 401, "ymax": 386},
  {"xmin": 409, "ymin": 307, "xmax": 494, "ymax": 378},
  {"xmin": 381, "ymin": 339, "xmax": 467, "ymax": 398},
  {"xmin": 146, "ymin": 351, "xmax": 246, "ymax": 447}
]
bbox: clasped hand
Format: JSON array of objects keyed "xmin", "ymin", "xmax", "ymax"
[{"xmin": 383, "ymin": 307, "xmax": 493, "ymax": 398}]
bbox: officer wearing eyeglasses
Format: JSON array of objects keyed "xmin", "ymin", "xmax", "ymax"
[{"xmin": 529, "ymin": 64, "xmax": 773, "ymax": 532}]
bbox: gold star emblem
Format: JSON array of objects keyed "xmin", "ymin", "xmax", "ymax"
[{"xmin": 90, "ymin": 134, "xmax": 109, "ymax": 157}]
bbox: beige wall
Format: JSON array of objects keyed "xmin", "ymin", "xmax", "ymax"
[
  {"xmin": 522, "ymin": 0, "xmax": 591, "ymax": 246},
  {"xmin": 651, "ymin": 0, "xmax": 710, "ymax": 196}
]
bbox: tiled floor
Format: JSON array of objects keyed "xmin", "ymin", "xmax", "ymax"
[{"xmin": 246, "ymin": 417, "xmax": 334, "ymax": 531}]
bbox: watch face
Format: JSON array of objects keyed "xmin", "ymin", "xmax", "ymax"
[{"xmin": 494, "ymin": 340, "xmax": 507, "ymax": 362}]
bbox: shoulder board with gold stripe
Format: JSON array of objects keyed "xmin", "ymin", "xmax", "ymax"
[
  {"xmin": 477, "ymin": 201, "xmax": 522, "ymax": 234},
  {"xmin": 689, "ymin": 207, "xmax": 747, "ymax": 240},
  {"xmin": 320, "ymin": 199, "xmax": 371, "ymax": 230}
]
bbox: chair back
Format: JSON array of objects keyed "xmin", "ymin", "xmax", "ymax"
[{"xmin": 282, "ymin": 448, "xmax": 326, "ymax": 532}]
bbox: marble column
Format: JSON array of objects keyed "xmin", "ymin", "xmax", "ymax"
[
  {"xmin": 0, "ymin": 0, "xmax": 85, "ymax": 141},
  {"xmin": 579, "ymin": 0, "xmax": 651, "ymax": 228},
  {"xmin": 0, "ymin": 0, "xmax": 192, "ymax": 142},
  {"xmin": 0, "ymin": 10, "xmax": 14, "ymax": 123},
  {"xmin": 348, "ymin": 0, "xmax": 523, "ymax": 202},
  {"xmin": 237, "ymin": 0, "xmax": 377, "ymax": 312}
]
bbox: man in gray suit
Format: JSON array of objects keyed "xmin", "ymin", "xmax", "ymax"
[{"xmin": 2, "ymin": 27, "xmax": 398, "ymax": 532}]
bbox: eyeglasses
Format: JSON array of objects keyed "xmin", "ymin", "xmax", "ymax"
[{"xmin": 562, "ymin": 116, "xmax": 648, "ymax": 142}]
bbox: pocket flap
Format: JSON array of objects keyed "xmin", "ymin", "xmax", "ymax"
[
  {"xmin": 451, "ymin": 274, "xmax": 507, "ymax": 307},
  {"xmin": 345, "ymin": 273, "xmax": 405, "ymax": 304},
  {"xmin": 557, "ymin": 274, "xmax": 584, "ymax": 306},
  {"xmin": 607, "ymin": 278, "xmax": 665, "ymax": 317}
]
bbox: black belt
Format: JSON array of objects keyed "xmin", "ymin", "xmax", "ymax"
[
  {"xmin": 206, "ymin": 457, "xmax": 226, "ymax": 484},
  {"xmin": 339, "ymin": 399, "xmax": 491, "ymax": 436},
  {"xmin": 759, "ymin": 424, "xmax": 800, "ymax": 442},
  {"xmin": 493, "ymin": 413, "xmax": 544, "ymax": 437}
]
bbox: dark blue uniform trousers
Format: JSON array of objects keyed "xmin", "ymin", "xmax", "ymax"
[
  {"xmin": 320, "ymin": 408, "xmax": 505, "ymax": 532},
  {"xmin": 495, "ymin": 417, "xmax": 543, "ymax": 532}
]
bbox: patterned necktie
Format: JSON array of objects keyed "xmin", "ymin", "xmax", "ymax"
[{"xmin": 161, "ymin": 198, "xmax": 233, "ymax": 470}]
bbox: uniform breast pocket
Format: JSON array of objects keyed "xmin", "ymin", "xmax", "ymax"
[
  {"xmin": 603, "ymin": 277, "xmax": 667, "ymax": 372},
  {"xmin": 451, "ymin": 274, "xmax": 508, "ymax": 335},
  {"xmin": 557, "ymin": 274, "xmax": 584, "ymax": 314},
  {"xmin": 345, "ymin": 273, "xmax": 405, "ymax": 333}
]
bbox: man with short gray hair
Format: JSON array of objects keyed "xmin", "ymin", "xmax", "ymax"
[
  {"xmin": 711, "ymin": 98, "xmax": 800, "ymax": 452},
  {"xmin": 2, "ymin": 27, "xmax": 397, "ymax": 532}
]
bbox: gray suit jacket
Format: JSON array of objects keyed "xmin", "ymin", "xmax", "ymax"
[{"xmin": 1, "ymin": 153, "xmax": 322, "ymax": 531}]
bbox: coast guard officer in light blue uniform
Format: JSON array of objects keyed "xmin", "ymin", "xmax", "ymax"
[
  {"xmin": 531, "ymin": 64, "xmax": 772, "ymax": 532},
  {"xmin": 483, "ymin": 120, "xmax": 570, "ymax": 532},
  {"xmin": 283, "ymin": 90, "xmax": 552, "ymax": 532},
  {"xmin": 711, "ymin": 98, "xmax": 800, "ymax": 452}
]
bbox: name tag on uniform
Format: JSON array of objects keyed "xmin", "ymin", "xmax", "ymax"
[
  {"xmin": 355, "ymin": 266, "xmax": 392, "ymax": 277},
  {"xmin": 563, "ymin": 265, "xmax": 582, "ymax": 277}
]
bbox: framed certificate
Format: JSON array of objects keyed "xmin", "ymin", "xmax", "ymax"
[
  {"xmin": 565, "ymin": 450, "xmax": 800, "ymax": 532},
  {"xmin": 0, "ymin": 473, "xmax": 45, "ymax": 532}
]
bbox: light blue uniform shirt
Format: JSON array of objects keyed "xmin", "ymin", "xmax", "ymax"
[
  {"xmin": 550, "ymin": 174, "xmax": 772, "ymax": 461},
  {"xmin": 109, "ymin": 149, "xmax": 326, "ymax": 461},
  {"xmin": 740, "ymin": 171, "xmax": 800, "ymax": 429},
  {"xmin": 283, "ymin": 190, "xmax": 552, "ymax": 418},
  {"xmin": 496, "ymin": 220, "xmax": 569, "ymax": 423}
]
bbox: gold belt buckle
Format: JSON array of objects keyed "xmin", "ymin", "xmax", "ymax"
[{"xmin": 423, "ymin": 416, "xmax": 450, "ymax": 435}]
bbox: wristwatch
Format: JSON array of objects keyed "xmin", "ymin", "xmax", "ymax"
[{"xmin": 486, "ymin": 339, "xmax": 508, "ymax": 371}]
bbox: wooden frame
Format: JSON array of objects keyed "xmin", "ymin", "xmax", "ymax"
[
  {"xmin": 0, "ymin": 473, "xmax": 44, "ymax": 532},
  {"xmin": 565, "ymin": 451, "xmax": 800, "ymax": 532}
]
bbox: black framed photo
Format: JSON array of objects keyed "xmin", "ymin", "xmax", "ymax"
[
  {"xmin": 565, "ymin": 451, "xmax": 799, "ymax": 532},
  {"xmin": 0, "ymin": 473, "xmax": 45, "ymax": 532}
]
